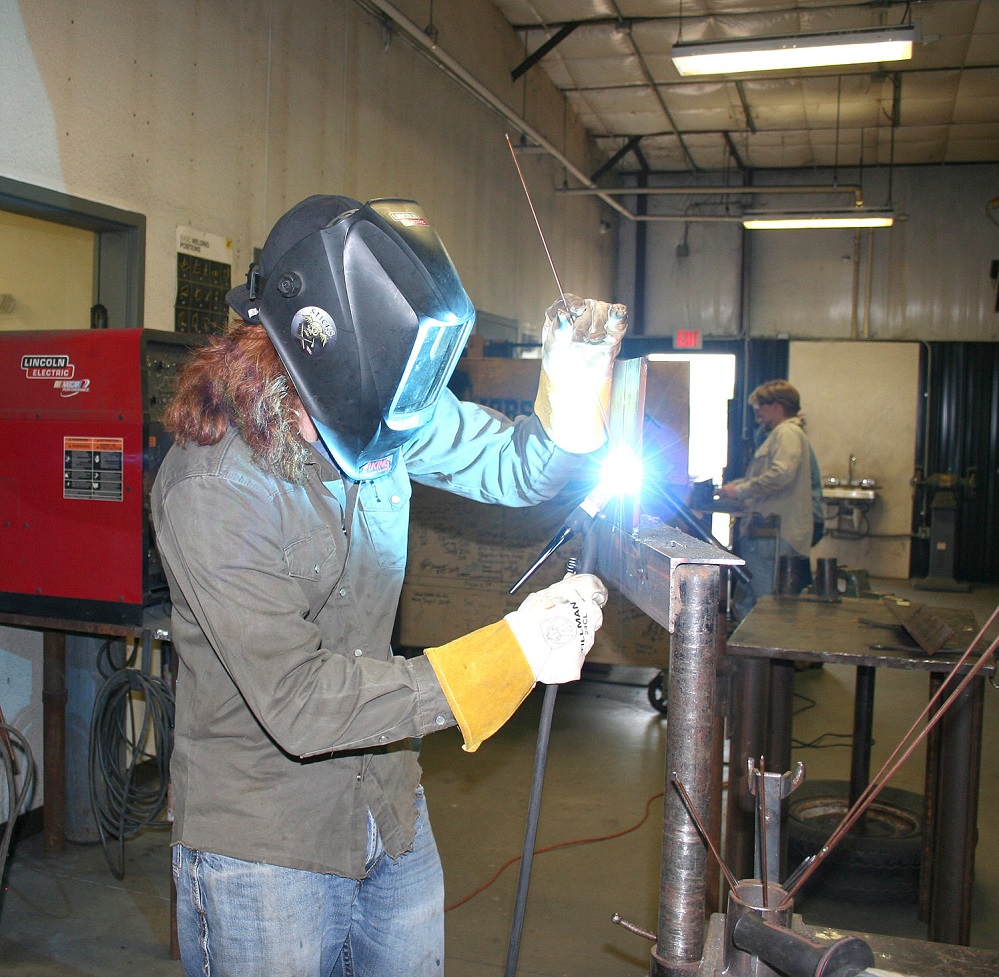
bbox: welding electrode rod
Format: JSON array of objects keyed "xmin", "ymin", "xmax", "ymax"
[
  {"xmin": 672, "ymin": 774, "xmax": 739, "ymax": 894},
  {"xmin": 783, "ymin": 604, "xmax": 999, "ymax": 906},
  {"xmin": 758, "ymin": 757, "xmax": 769, "ymax": 908},
  {"xmin": 504, "ymin": 132, "xmax": 570, "ymax": 313},
  {"xmin": 611, "ymin": 914, "xmax": 656, "ymax": 942}
]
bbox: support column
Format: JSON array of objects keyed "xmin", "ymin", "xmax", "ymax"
[{"xmin": 651, "ymin": 564, "xmax": 720, "ymax": 977}]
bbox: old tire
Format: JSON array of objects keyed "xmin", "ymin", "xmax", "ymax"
[
  {"xmin": 647, "ymin": 671, "xmax": 668, "ymax": 715},
  {"xmin": 787, "ymin": 779, "xmax": 923, "ymax": 904}
]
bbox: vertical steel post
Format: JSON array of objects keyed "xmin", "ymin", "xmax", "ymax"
[
  {"xmin": 651, "ymin": 563, "xmax": 720, "ymax": 977},
  {"xmin": 42, "ymin": 630, "xmax": 67, "ymax": 855},
  {"xmin": 928, "ymin": 677, "xmax": 984, "ymax": 946}
]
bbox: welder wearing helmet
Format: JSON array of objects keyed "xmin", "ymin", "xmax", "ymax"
[{"xmin": 151, "ymin": 194, "xmax": 627, "ymax": 977}]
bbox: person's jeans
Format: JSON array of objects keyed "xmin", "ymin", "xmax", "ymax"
[
  {"xmin": 172, "ymin": 787, "xmax": 444, "ymax": 977},
  {"xmin": 733, "ymin": 535, "xmax": 797, "ymax": 619}
]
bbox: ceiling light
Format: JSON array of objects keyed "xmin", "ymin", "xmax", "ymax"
[
  {"xmin": 742, "ymin": 210, "xmax": 895, "ymax": 230},
  {"xmin": 672, "ymin": 25, "xmax": 918, "ymax": 76}
]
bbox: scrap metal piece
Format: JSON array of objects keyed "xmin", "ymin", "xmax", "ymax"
[{"xmin": 883, "ymin": 598, "xmax": 955, "ymax": 655}]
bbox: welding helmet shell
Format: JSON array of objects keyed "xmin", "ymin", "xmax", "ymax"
[{"xmin": 227, "ymin": 196, "xmax": 475, "ymax": 480}]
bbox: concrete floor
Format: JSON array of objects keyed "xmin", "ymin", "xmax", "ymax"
[{"xmin": 1, "ymin": 578, "xmax": 997, "ymax": 976}]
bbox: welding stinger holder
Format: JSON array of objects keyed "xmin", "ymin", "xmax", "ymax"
[{"xmin": 509, "ymin": 492, "xmax": 604, "ymax": 595}]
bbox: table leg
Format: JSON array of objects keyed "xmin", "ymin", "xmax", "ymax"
[
  {"xmin": 928, "ymin": 677, "xmax": 984, "ymax": 946},
  {"xmin": 849, "ymin": 666, "xmax": 876, "ymax": 808},
  {"xmin": 768, "ymin": 660, "xmax": 795, "ymax": 774},
  {"xmin": 41, "ymin": 630, "xmax": 67, "ymax": 855},
  {"xmin": 766, "ymin": 660, "xmax": 796, "ymax": 881},
  {"xmin": 724, "ymin": 656, "xmax": 769, "ymax": 882}
]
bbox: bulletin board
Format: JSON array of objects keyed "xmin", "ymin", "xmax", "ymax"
[{"xmin": 175, "ymin": 227, "xmax": 232, "ymax": 335}]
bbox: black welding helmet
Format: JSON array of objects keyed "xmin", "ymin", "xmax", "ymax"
[{"xmin": 227, "ymin": 196, "xmax": 475, "ymax": 480}]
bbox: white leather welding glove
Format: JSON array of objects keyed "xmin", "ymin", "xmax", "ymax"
[
  {"xmin": 534, "ymin": 294, "xmax": 628, "ymax": 454},
  {"xmin": 504, "ymin": 573, "xmax": 607, "ymax": 684},
  {"xmin": 423, "ymin": 573, "xmax": 608, "ymax": 752}
]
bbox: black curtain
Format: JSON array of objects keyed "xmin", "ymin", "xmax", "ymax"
[{"xmin": 914, "ymin": 342, "xmax": 999, "ymax": 583}]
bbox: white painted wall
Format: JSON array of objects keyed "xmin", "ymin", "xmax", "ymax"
[
  {"xmin": 789, "ymin": 341, "xmax": 921, "ymax": 579},
  {"xmin": 620, "ymin": 165, "xmax": 999, "ymax": 342},
  {"xmin": 0, "ymin": 0, "xmax": 617, "ymax": 335},
  {"xmin": 0, "ymin": 0, "xmax": 617, "ymax": 815}
]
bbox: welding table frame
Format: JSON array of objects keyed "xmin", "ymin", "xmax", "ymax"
[{"xmin": 725, "ymin": 595, "xmax": 988, "ymax": 947}]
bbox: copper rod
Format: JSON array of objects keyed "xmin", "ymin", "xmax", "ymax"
[
  {"xmin": 758, "ymin": 757, "xmax": 769, "ymax": 908},
  {"xmin": 782, "ymin": 610, "xmax": 999, "ymax": 907},
  {"xmin": 672, "ymin": 773, "xmax": 740, "ymax": 893},
  {"xmin": 505, "ymin": 132, "xmax": 569, "ymax": 313}
]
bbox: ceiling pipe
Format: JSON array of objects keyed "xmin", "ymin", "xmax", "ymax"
[
  {"xmin": 354, "ymin": 1, "xmax": 868, "ymax": 224},
  {"xmin": 560, "ymin": 185, "xmax": 865, "ymax": 205},
  {"xmin": 354, "ymin": 0, "xmax": 633, "ymax": 220}
]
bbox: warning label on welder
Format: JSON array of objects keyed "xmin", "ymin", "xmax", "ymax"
[{"xmin": 63, "ymin": 437, "xmax": 124, "ymax": 501}]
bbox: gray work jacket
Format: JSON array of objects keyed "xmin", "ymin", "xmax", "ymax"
[
  {"xmin": 730, "ymin": 416, "xmax": 813, "ymax": 556},
  {"xmin": 151, "ymin": 392, "xmax": 576, "ymax": 877}
]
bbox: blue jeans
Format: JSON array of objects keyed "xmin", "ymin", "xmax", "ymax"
[
  {"xmin": 733, "ymin": 535, "xmax": 797, "ymax": 619},
  {"xmin": 172, "ymin": 788, "xmax": 444, "ymax": 977}
]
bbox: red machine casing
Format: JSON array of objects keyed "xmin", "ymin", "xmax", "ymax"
[{"xmin": 0, "ymin": 329, "xmax": 200, "ymax": 625}]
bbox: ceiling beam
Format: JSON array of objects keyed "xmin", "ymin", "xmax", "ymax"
[{"xmin": 511, "ymin": 22, "xmax": 578, "ymax": 81}]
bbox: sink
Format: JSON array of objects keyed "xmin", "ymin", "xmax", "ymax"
[{"xmin": 822, "ymin": 486, "xmax": 876, "ymax": 502}]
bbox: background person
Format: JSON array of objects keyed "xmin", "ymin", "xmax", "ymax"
[
  {"xmin": 152, "ymin": 194, "xmax": 626, "ymax": 977},
  {"xmin": 717, "ymin": 379, "xmax": 815, "ymax": 617}
]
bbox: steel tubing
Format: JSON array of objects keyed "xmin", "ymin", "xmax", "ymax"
[{"xmin": 652, "ymin": 563, "xmax": 721, "ymax": 977}]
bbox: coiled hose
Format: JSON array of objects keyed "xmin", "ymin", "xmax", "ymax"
[
  {"xmin": 88, "ymin": 639, "xmax": 174, "ymax": 879},
  {"xmin": 1, "ymin": 715, "xmax": 35, "ymax": 886}
]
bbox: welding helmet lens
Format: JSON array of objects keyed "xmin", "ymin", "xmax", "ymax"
[{"xmin": 249, "ymin": 198, "xmax": 474, "ymax": 480}]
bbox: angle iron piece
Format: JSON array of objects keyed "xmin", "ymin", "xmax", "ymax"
[{"xmin": 595, "ymin": 520, "xmax": 744, "ymax": 632}]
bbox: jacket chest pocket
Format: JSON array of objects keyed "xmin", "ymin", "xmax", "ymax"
[
  {"xmin": 358, "ymin": 476, "xmax": 411, "ymax": 569},
  {"xmin": 284, "ymin": 526, "xmax": 345, "ymax": 607}
]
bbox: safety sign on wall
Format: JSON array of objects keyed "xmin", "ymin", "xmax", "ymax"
[{"xmin": 176, "ymin": 227, "xmax": 232, "ymax": 335}]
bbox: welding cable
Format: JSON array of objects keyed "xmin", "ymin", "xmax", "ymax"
[
  {"xmin": 88, "ymin": 652, "xmax": 174, "ymax": 880},
  {"xmin": 445, "ymin": 790, "xmax": 665, "ymax": 913},
  {"xmin": 1, "ymin": 720, "xmax": 36, "ymax": 885},
  {"xmin": 503, "ymin": 528, "xmax": 602, "ymax": 977}
]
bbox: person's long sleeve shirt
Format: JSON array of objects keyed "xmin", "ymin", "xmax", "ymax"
[
  {"xmin": 726, "ymin": 415, "xmax": 813, "ymax": 556},
  {"xmin": 151, "ymin": 392, "xmax": 578, "ymax": 877}
]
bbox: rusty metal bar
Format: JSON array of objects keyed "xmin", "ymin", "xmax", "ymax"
[
  {"xmin": 42, "ymin": 630, "xmax": 67, "ymax": 855},
  {"xmin": 928, "ymin": 676, "xmax": 985, "ymax": 945},
  {"xmin": 651, "ymin": 563, "xmax": 720, "ymax": 977}
]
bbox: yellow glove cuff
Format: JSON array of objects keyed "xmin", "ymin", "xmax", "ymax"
[
  {"xmin": 424, "ymin": 620, "xmax": 535, "ymax": 752},
  {"xmin": 534, "ymin": 369, "xmax": 612, "ymax": 454}
]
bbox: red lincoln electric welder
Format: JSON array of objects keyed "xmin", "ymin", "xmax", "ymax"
[{"xmin": 0, "ymin": 328, "xmax": 202, "ymax": 626}]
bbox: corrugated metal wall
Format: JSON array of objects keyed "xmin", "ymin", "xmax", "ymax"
[{"xmin": 916, "ymin": 343, "xmax": 999, "ymax": 583}]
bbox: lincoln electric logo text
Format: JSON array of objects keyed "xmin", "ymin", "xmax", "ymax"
[{"xmin": 21, "ymin": 355, "xmax": 75, "ymax": 380}]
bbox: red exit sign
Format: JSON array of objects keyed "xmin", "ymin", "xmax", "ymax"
[{"xmin": 674, "ymin": 329, "xmax": 702, "ymax": 350}]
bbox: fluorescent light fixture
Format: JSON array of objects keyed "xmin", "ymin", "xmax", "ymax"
[
  {"xmin": 672, "ymin": 25, "xmax": 918, "ymax": 76},
  {"xmin": 743, "ymin": 210, "xmax": 895, "ymax": 229}
]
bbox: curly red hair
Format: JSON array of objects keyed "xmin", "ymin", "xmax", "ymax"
[{"xmin": 165, "ymin": 322, "xmax": 310, "ymax": 482}]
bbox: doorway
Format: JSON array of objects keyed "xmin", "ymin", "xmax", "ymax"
[
  {"xmin": 648, "ymin": 351, "xmax": 737, "ymax": 544},
  {"xmin": 0, "ymin": 176, "xmax": 145, "ymax": 330}
]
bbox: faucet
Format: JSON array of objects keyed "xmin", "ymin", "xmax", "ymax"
[{"xmin": 848, "ymin": 454, "xmax": 858, "ymax": 485}]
